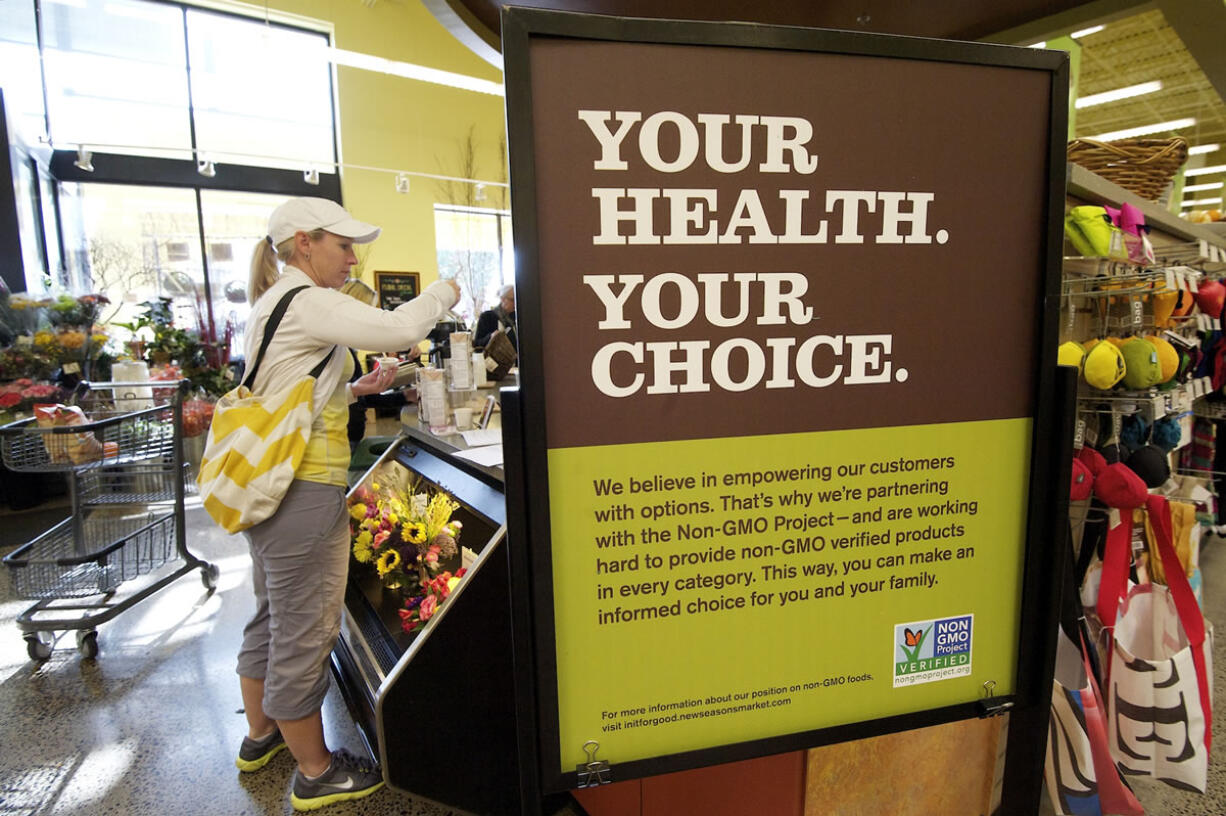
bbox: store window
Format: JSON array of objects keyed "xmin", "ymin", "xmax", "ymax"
[
  {"xmin": 33, "ymin": 0, "xmax": 334, "ymax": 166},
  {"xmin": 0, "ymin": 0, "xmax": 47, "ymax": 144},
  {"xmin": 4, "ymin": 0, "xmax": 338, "ymax": 366},
  {"xmin": 434, "ymin": 204, "xmax": 513, "ymax": 325},
  {"xmin": 199, "ymin": 188, "xmax": 289, "ymax": 356},
  {"xmin": 58, "ymin": 183, "xmax": 201, "ymax": 332},
  {"xmin": 12, "ymin": 159, "xmax": 46, "ymax": 288},
  {"xmin": 38, "ymin": 169, "xmax": 65, "ymax": 289},
  {"xmin": 41, "ymin": 0, "xmax": 192, "ymax": 159},
  {"xmin": 55, "ymin": 184, "xmax": 285, "ymax": 359},
  {"xmin": 187, "ymin": 9, "xmax": 334, "ymax": 170}
]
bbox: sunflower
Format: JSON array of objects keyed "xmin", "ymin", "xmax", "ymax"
[
  {"xmin": 405, "ymin": 521, "xmax": 427, "ymax": 545},
  {"xmin": 376, "ymin": 548, "xmax": 402, "ymax": 577}
]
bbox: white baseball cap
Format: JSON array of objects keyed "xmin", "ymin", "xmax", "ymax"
[{"xmin": 267, "ymin": 197, "xmax": 381, "ymax": 246}]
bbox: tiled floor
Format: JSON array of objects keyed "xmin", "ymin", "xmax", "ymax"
[
  {"xmin": 2, "ymin": 487, "xmax": 1225, "ymax": 815},
  {"xmin": 0, "ymin": 497, "xmax": 463, "ymax": 816}
]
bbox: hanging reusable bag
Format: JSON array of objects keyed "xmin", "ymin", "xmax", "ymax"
[
  {"xmin": 196, "ymin": 286, "xmax": 335, "ymax": 534},
  {"xmin": 1099, "ymin": 495, "xmax": 1213, "ymax": 792},
  {"xmin": 1046, "ymin": 531, "xmax": 1145, "ymax": 816}
]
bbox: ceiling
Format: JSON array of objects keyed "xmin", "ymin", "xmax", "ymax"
[
  {"xmin": 430, "ymin": 0, "xmax": 1103, "ymax": 46},
  {"xmin": 1070, "ymin": 7, "xmax": 1226, "ymax": 213},
  {"xmin": 426, "ymin": 0, "xmax": 1226, "ymax": 217}
]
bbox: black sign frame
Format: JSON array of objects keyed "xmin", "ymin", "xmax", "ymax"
[{"xmin": 501, "ymin": 7, "xmax": 1069, "ymax": 807}]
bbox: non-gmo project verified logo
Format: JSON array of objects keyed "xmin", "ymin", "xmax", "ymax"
[{"xmin": 893, "ymin": 614, "xmax": 973, "ymax": 687}]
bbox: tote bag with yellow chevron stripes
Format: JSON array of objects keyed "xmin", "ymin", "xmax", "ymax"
[{"xmin": 197, "ymin": 286, "xmax": 336, "ymax": 533}]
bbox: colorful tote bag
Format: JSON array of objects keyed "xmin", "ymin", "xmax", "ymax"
[
  {"xmin": 1098, "ymin": 495, "xmax": 1214, "ymax": 793},
  {"xmin": 197, "ymin": 286, "xmax": 335, "ymax": 534},
  {"xmin": 1046, "ymin": 628, "xmax": 1147, "ymax": 816},
  {"xmin": 1047, "ymin": 526, "xmax": 1145, "ymax": 816}
]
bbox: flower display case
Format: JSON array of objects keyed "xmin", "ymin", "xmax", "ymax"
[{"xmin": 332, "ymin": 432, "xmax": 520, "ymax": 815}]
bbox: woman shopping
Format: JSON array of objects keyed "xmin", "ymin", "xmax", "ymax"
[{"xmin": 230, "ymin": 196, "xmax": 459, "ymax": 811}]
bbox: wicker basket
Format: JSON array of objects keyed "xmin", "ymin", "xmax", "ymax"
[{"xmin": 1067, "ymin": 137, "xmax": 1188, "ymax": 201}]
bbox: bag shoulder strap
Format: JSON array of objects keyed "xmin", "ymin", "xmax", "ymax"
[
  {"xmin": 242, "ymin": 286, "xmax": 309, "ymax": 389},
  {"xmin": 306, "ymin": 346, "xmax": 335, "ymax": 380},
  {"xmin": 1145, "ymin": 494, "xmax": 1213, "ymax": 753},
  {"xmin": 242, "ymin": 286, "xmax": 335, "ymax": 390},
  {"xmin": 1096, "ymin": 511, "xmax": 1132, "ymax": 631}
]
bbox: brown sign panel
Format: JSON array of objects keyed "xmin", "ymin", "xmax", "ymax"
[{"xmin": 526, "ymin": 41, "xmax": 1051, "ymax": 450}]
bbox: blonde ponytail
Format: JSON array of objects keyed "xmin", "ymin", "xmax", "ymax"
[
  {"xmin": 248, "ymin": 238, "xmax": 280, "ymax": 304},
  {"xmin": 247, "ymin": 234, "xmax": 315, "ymax": 304}
]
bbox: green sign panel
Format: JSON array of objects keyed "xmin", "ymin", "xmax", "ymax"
[{"xmin": 549, "ymin": 419, "xmax": 1030, "ymax": 763}]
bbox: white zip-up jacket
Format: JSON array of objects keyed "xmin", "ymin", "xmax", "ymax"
[{"xmin": 243, "ymin": 266, "xmax": 452, "ymax": 410}]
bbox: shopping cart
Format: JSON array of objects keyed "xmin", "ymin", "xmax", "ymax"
[{"xmin": 1, "ymin": 380, "xmax": 217, "ymax": 660}]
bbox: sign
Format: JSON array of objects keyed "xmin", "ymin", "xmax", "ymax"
[
  {"xmin": 503, "ymin": 9, "xmax": 1066, "ymax": 788},
  {"xmin": 374, "ymin": 271, "xmax": 421, "ymax": 310}
]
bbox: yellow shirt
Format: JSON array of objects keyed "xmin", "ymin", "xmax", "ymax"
[{"xmin": 296, "ymin": 351, "xmax": 354, "ymax": 487}]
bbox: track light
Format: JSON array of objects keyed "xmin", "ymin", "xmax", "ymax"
[
  {"xmin": 395, "ymin": 173, "xmax": 410, "ymax": 194},
  {"xmin": 74, "ymin": 146, "xmax": 94, "ymax": 172},
  {"xmin": 304, "ymin": 168, "xmax": 319, "ymax": 185},
  {"xmin": 1069, "ymin": 24, "xmax": 1105, "ymax": 39},
  {"xmin": 197, "ymin": 159, "xmax": 216, "ymax": 178},
  {"xmin": 1087, "ymin": 117, "xmax": 1196, "ymax": 142},
  {"xmin": 1075, "ymin": 80, "xmax": 1162, "ymax": 110}
]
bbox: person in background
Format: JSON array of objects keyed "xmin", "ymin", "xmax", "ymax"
[
  {"xmin": 338, "ymin": 278, "xmax": 380, "ymax": 451},
  {"xmin": 234, "ymin": 197, "xmax": 460, "ymax": 811},
  {"xmin": 474, "ymin": 284, "xmax": 516, "ymax": 350}
]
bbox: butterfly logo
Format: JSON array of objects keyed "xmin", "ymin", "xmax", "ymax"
[{"xmin": 899, "ymin": 625, "xmax": 930, "ymax": 663}]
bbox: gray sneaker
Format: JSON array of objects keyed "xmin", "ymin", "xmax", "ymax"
[
  {"xmin": 235, "ymin": 727, "xmax": 286, "ymax": 772},
  {"xmin": 290, "ymin": 748, "xmax": 385, "ymax": 811}
]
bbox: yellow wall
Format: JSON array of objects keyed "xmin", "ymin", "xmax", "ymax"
[{"xmin": 271, "ymin": 0, "xmax": 507, "ymax": 288}]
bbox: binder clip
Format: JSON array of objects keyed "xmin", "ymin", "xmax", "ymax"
[
  {"xmin": 976, "ymin": 679, "xmax": 1014, "ymax": 718},
  {"xmin": 575, "ymin": 740, "xmax": 612, "ymax": 788}
]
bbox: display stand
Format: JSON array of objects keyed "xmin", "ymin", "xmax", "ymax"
[
  {"xmin": 333, "ymin": 410, "xmax": 601, "ymax": 815},
  {"xmin": 331, "ymin": 432, "xmax": 525, "ymax": 815},
  {"xmin": 502, "ymin": 6, "xmax": 1070, "ymax": 815},
  {"xmin": 330, "ymin": 9, "xmax": 1074, "ymax": 814}
]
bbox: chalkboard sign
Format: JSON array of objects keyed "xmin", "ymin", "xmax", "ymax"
[{"xmin": 375, "ymin": 271, "xmax": 421, "ymax": 310}]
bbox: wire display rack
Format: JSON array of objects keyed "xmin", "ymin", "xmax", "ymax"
[{"xmin": 0, "ymin": 381, "xmax": 217, "ymax": 661}]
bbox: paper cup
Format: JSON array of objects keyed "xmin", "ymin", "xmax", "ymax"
[
  {"xmin": 375, "ymin": 356, "xmax": 399, "ymax": 373},
  {"xmin": 454, "ymin": 407, "xmax": 474, "ymax": 430}
]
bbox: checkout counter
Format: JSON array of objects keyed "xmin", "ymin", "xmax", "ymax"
[{"xmin": 331, "ymin": 382, "xmax": 526, "ymax": 815}]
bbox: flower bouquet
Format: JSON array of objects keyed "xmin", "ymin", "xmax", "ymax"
[
  {"xmin": 5, "ymin": 294, "xmax": 51, "ymax": 337},
  {"xmin": 348, "ymin": 474, "xmax": 468, "ymax": 633},
  {"xmin": 0, "ymin": 379, "xmax": 64, "ymax": 424},
  {"xmin": 398, "ymin": 567, "xmax": 467, "ymax": 633},
  {"xmin": 0, "ymin": 346, "xmax": 59, "ymax": 382},
  {"xmin": 46, "ymin": 293, "xmax": 108, "ymax": 330}
]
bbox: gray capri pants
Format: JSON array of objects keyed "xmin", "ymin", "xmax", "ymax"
[{"xmin": 236, "ymin": 479, "xmax": 349, "ymax": 721}]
